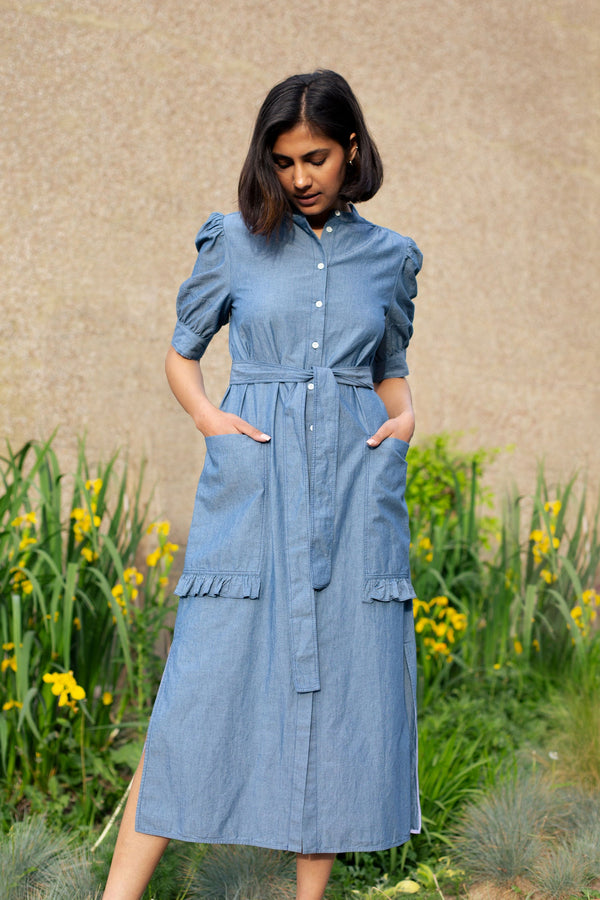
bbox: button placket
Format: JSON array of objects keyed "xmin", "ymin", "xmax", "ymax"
[{"xmin": 309, "ymin": 249, "xmax": 327, "ymax": 368}]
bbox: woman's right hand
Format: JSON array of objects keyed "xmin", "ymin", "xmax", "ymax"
[
  {"xmin": 165, "ymin": 347, "xmax": 270, "ymax": 442},
  {"xmin": 197, "ymin": 406, "xmax": 271, "ymax": 442}
]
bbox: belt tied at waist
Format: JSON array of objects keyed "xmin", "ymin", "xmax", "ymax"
[{"xmin": 230, "ymin": 360, "xmax": 374, "ymax": 593}]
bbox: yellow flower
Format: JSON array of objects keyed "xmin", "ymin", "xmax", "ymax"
[
  {"xmin": 11, "ymin": 512, "xmax": 37, "ymax": 528},
  {"xmin": 19, "ymin": 535, "xmax": 36, "ymax": 551},
  {"xmin": 493, "ymin": 663, "xmax": 501, "ymax": 670},
  {"xmin": 415, "ymin": 618, "xmax": 430, "ymax": 634},
  {"xmin": 147, "ymin": 521, "xmax": 171, "ymax": 536},
  {"xmin": 2, "ymin": 642, "xmax": 15, "ymax": 652},
  {"xmin": 582, "ymin": 588, "xmax": 599, "ymax": 607},
  {"xmin": 161, "ymin": 541, "xmax": 180, "ymax": 565},
  {"xmin": 448, "ymin": 611, "xmax": 467, "ymax": 631},
  {"xmin": 10, "ymin": 568, "xmax": 34, "ymax": 595},
  {"xmin": 2, "ymin": 699, "xmax": 23, "ymax": 711},
  {"xmin": 428, "ymin": 639, "xmax": 450, "ymax": 656},
  {"xmin": 529, "ymin": 529, "xmax": 544, "ymax": 543},
  {"xmin": 85, "ymin": 478, "xmax": 103, "ymax": 495},
  {"xmin": 80, "ymin": 546, "xmax": 98, "ymax": 563},
  {"xmin": 43, "ymin": 670, "xmax": 86, "ymax": 709},
  {"xmin": 2, "ymin": 656, "xmax": 17, "ymax": 673},
  {"xmin": 544, "ymin": 500, "xmax": 562, "ymax": 517},
  {"xmin": 431, "ymin": 595, "xmax": 449, "ymax": 608},
  {"xmin": 571, "ymin": 606, "xmax": 583, "ymax": 620},
  {"xmin": 158, "ymin": 576, "xmax": 169, "ymax": 588},
  {"xmin": 73, "ymin": 617, "xmax": 81, "ymax": 630},
  {"xmin": 514, "ymin": 639, "xmax": 523, "ymax": 655},
  {"xmin": 112, "ymin": 584, "xmax": 124, "ymax": 599},
  {"xmin": 102, "ymin": 691, "xmax": 113, "ymax": 706},
  {"xmin": 412, "ymin": 598, "xmax": 430, "ymax": 616},
  {"xmin": 146, "ymin": 548, "xmax": 161, "ymax": 568},
  {"xmin": 532, "ymin": 639, "xmax": 540, "ymax": 651},
  {"xmin": 540, "ymin": 568, "xmax": 556, "ymax": 584},
  {"xmin": 417, "ymin": 535, "xmax": 433, "ymax": 562},
  {"xmin": 124, "ymin": 566, "xmax": 144, "ymax": 586},
  {"xmin": 71, "ymin": 506, "xmax": 101, "ymax": 542}
]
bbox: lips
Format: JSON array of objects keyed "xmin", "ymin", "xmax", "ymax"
[{"xmin": 294, "ymin": 193, "xmax": 320, "ymax": 205}]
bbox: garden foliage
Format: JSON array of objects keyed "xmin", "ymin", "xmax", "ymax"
[
  {"xmin": 0, "ymin": 432, "xmax": 599, "ymax": 899},
  {"xmin": 0, "ymin": 436, "xmax": 178, "ymax": 826}
]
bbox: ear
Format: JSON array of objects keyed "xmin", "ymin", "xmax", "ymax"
[{"xmin": 347, "ymin": 132, "xmax": 358, "ymax": 163}]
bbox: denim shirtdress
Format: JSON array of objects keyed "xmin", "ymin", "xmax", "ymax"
[{"xmin": 135, "ymin": 206, "xmax": 423, "ymax": 853}]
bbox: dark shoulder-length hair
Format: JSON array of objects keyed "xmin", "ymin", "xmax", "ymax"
[{"xmin": 238, "ymin": 69, "xmax": 383, "ymax": 238}]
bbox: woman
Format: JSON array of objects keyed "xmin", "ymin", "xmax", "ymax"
[{"xmin": 104, "ymin": 69, "xmax": 422, "ymax": 900}]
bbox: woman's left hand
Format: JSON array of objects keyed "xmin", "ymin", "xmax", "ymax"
[{"xmin": 366, "ymin": 409, "xmax": 415, "ymax": 447}]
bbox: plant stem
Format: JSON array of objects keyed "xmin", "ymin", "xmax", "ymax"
[{"xmin": 80, "ymin": 710, "xmax": 86, "ymax": 804}]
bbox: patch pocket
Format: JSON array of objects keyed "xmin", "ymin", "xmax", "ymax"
[
  {"xmin": 175, "ymin": 435, "xmax": 267, "ymax": 599},
  {"xmin": 364, "ymin": 438, "xmax": 414, "ymax": 603}
]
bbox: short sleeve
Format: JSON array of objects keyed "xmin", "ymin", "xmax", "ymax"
[
  {"xmin": 171, "ymin": 212, "xmax": 232, "ymax": 360},
  {"xmin": 372, "ymin": 238, "xmax": 422, "ymax": 382}
]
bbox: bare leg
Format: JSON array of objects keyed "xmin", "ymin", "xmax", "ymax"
[
  {"xmin": 296, "ymin": 853, "xmax": 336, "ymax": 900},
  {"xmin": 103, "ymin": 750, "xmax": 170, "ymax": 900}
]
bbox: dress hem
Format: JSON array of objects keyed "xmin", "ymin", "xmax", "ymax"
[{"xmin": 134, "ymin": 822, "xmax": 419, "ymax": 854}]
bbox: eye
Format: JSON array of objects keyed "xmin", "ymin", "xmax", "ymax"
[
  {"xmin": 272, "ymin": 157, "xmax": 291, "ymax": 170},
  {"xmin": 311, "ymin": 157, "xmax": 326, "ymax": 167}
]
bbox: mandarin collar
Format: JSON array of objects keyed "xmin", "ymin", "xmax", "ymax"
[{"xmin": 292, "ymin": 203, "xmax": 361, "ymax": 235}]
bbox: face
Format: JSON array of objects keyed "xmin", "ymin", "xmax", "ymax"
[{"xmin": 272, "ymin": 122, "xmax": 356, "ymax": 231}]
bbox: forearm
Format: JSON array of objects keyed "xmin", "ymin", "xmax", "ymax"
[{"xmin": 165, "ymin": 345, "xmax": 215, "ymax": 431}]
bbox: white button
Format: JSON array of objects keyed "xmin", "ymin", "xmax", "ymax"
[
  {"xmin": 309, "ymin": 425, "xmax": 314, "ymax": 431},
  {"xmin": 311, "ymin": 341, "xmax": 319, "ymax": 349},
  {"xmin": 315, "ymin": 300, "xmax": 323, "ymax": 308},
  {"xmin": 307, "ymin": 382, "xmax": 314, "ymax": 390},
  {"xmin": 334, "ymin": 210, "xmax": 341, "ymax": 216},
  {"xmin": 317, "ymin": 262, "xmax": 325, "ymax": 269},
  {"xmin": 326, "ymin": 226, "xmax": 333, "ymax": 233}
]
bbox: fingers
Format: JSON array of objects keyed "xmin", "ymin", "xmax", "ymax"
[
  {"xmin": 224, "ymin": 414, "xmax": 271, "ymax": 442},
  {"xmin": 367, "ymin": 418, "xmax": 412, "ymax": 447},
  {"xmin": 238, "ymin": 424, "xmax": 271, "ymax": 443},
  {"xmin": 366, "ymin": 423, "xmax": 393, "ymax": 447},
  {"xmin": 198, "ymin": 410, "xmax": 271, "ymax": 441}
]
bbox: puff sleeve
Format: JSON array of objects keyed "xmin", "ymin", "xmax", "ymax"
[
  {"xmin": 171, "ymin": 213, "xmax": 232, "ymax": 360},
  {"xmin": 372, "ymin": 238, "xmax": 422, "ymax": 382}
]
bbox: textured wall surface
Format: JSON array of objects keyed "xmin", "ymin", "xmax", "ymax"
[{"xmin": 1, "ymin": 0, "xmax": 598, "ymax": 545}]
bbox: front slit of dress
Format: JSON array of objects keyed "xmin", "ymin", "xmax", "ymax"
[{"xmin": 288, "ymin": 690, "xmax": 314, "ymax": 851}]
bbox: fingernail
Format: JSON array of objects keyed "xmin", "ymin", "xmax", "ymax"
[
  {"xmin": 366, "ymin": 438, "xmax": 376, "ymax": 446},
  {"xmin": 260, "ymin": 434, "xmax": 271, "ymax": 441}
]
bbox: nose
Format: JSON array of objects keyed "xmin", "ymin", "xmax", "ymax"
[{"xmin": 293, "ymin": 163, "xmax": 311, "ymax": 191}]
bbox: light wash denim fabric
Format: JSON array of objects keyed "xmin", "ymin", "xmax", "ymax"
[{"xmin": 136, "ymin": 206, "xmax": 422, "ymax": 853}]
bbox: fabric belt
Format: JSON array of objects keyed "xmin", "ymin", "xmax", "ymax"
[{"xmin": 230, "ymin": 360, "xmax": 374, "ymax": 592}]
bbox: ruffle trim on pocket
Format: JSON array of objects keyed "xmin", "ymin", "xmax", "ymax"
[
  {"xmin": 175, "ymin": 571, "xmax": 260, "ymax": 600},
  {"xmin": 364, "ymin": 576, "xmax": 415, "ymax": 603}
]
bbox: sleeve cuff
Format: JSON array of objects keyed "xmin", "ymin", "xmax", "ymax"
[
  {"xmin": 170, "ymin": 320, "xmax": 210, "ymax": 360},
  {"xmin": 376, "ymin": 353, "xmax": 409, "ymax": 381}
]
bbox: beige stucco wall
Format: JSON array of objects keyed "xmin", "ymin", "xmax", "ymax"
[{"xmin": 1, "ymin": 0, "xmax": 598, "ymax": 547}]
